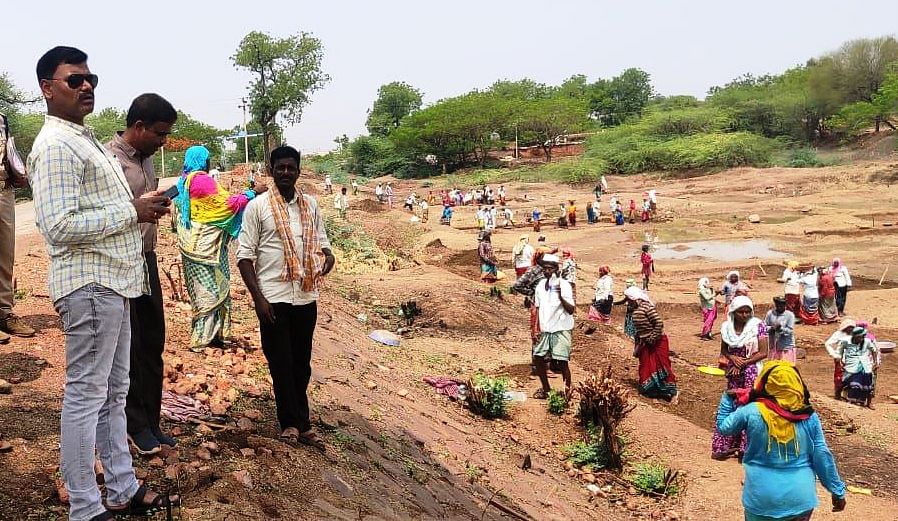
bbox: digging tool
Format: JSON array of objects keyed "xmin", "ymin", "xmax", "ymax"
[{"xmin": 879, "ymin": 265, "xmax": 890, "ymax": 286}]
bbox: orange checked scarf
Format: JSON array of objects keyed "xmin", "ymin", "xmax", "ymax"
[{"xmin": 268, "ymin": 187, "xmax": 324, "ymax": 291}]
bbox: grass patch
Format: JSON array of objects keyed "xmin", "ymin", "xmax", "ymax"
[
  {"xmin": 629, "ymin": 463, "xmax": 680, "ymax": 497},
  {"xmin": 465, "ymin": 373, "xmax": 510, "ymax": 419},
  {"xmin": 324, "ymin": 216, "xmax": 381, "ymax": 262},
  {"xmin": 547, "ymin": 389, "xmax": 568, "ymax": 415}
]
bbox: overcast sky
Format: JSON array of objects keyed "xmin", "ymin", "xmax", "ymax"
[{"xmin": 6, "ymin": 1, "xmax": 898, "ymax": 153}]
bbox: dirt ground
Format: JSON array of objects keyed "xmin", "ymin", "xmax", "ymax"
[{"xmin": 3, "ymin": 157, "xmax": 898, "ymax": 520}]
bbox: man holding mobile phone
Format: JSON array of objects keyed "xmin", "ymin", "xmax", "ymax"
[{"xmin": 106, "ymin": 93, "xmax": 178, "ymax": 455}]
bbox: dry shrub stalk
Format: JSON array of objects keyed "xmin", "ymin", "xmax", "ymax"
[{"xmin": 576, "ymin": 364, "xmax": 635, "ymax": 470}]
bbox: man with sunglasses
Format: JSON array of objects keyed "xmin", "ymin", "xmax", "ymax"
[
  {"xmin": 28, "ymin": 46, "xmax": 178, "ymax": 521},
  {"xmin": 106, "ymin": 94, "xmax": 177, "ymax": 456}
]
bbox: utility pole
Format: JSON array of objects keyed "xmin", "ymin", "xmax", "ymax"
[{"xmin": 239, "ymin": 97, "xmax": 250, "ymax": 165}]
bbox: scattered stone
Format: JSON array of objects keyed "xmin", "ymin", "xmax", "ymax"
[
  {"xmin": 0, "ymin": 379, "xmax": 12, "ymax": 394},
  {"xmin": 232, "ymin": 470, "xmax": 253, "ymax": 489},
  {"xmin": 239, "ymin": 448, "xmax": 256, "ymax": 458},
  {"xmin": 747, "ymin": 214, "xmax": 761, "ymax": 224},
  {"xmin": 197, "ymin": 424, "xmax": 214, "ymax": 435},
  {"xmin": 583, "ymin": 473, "xmax": 596, "ymax": 484},
  {"xmin": 7, "ymin": 377, "xmax": 21, "ymax": 385},
  {"xmin": 148, "ymin": 457, "xmax": 164, "ymax": 468},
  {"xmin": 195, "ymin": 448, "xmax": 212, "ymax": 461},
  {"xmin": 801, "ymin": 206, "xmax": 811, "ymax": 213},
  {"xmin": 237, "ymin": 417, "xmax": 254, "ymax": 431},
  {"xmin": 626, "ymin": 499, "xmax": 640, "ymax": 511},
  {"xmin": 164, "ymin": 464, "xmax": 182, "ymax": 480},
  {"xmin": 258, "ymin": 447, "xmax": 273, "ymax": 457},
  {"xmin": 242, "ymin": 409, "xmax": 263, "ymax": 421},
  {"xmin": 324, "ymin": 471, "xmax": 355, "ymax": 498},
  {"xmin": 796, "ymin": 348, "xmax": 807, "ymax": 360},
  {"xmin": 209, "ymin": 401, "xmax": 229, "ymax": 416},
  {"xmin": 365, "ymin": 381, "xmax": 377, "ymax": 390},
  {"xmin": 567, "ymin": 469, "xmax": 577, "ymax": 477},
  {"xmin": 396, "ymin": 389, "xmax": 409, "ymax": 398},
  {"xmin": 34, "ymin": 359, "xmax": 47, "ymax": 367},
  {"xmin": 563, "ymin": 461, "xmax": 574, "ymax": 471},
  {"xmin": 134, "ymin": 467, "xmax": 148, "ymax": 480},
  {"xmin": 586, "ymin": 484, "xmax": 601, "ymax": 496}
]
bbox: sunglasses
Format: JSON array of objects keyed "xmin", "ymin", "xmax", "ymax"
[{"xmin": 46, "ymin": 73, "xmax": 99, "ymax": 90}]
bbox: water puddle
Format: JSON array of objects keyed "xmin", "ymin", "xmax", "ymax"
[{"xmin": 651, "ymin": 239, "xmax": 787, "ymax": 262}]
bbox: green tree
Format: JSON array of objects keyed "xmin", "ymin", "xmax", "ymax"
[
  {"xmin": 590, "ymin": 68, "xmax": 654, "ymax": 125},
  {"xmin": 84, "ymin": 107, "xmax": 126, "ymax": 143},
  {"xmin": 832, "ymin": 68, "xmax": 898, "ymax": 133},
  {"xmin": 366, "ymin": 81, "xmax": 423, "ymax": 136},
  {"xmin": 516, "ymin": 96, "xmax": 590, "ymax": 161},
  {"xmin": 232, "ymin": 30, "xmax": 330, "ymax": 168}
]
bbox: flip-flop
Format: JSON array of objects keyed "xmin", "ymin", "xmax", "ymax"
[{"xmin": 298, "ymin": 430, "xmax": 325, "ymax": 451}]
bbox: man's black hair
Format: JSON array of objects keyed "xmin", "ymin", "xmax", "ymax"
[
  {"xmin": 126, "ymin": 93, "xmax": 177, "ymax": 127},
  {"xmin": 270, "ymin": 145, "xmax": 301, "ymax": 167},
  {"xmin": 36, "ymin": 46, "xmax": 88, "ymax": 82}
]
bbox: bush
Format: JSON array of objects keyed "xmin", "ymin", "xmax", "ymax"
[
  {"xmin": 630, "ymin": 463, "xmax": 680, "ymax": 497},
  {"xmin": 323, "ymin": 216, "xmax": 380, "ymax": 262},
  {"xmin": 547, "ymin": 389, "xmax": 568, "ymax": 415},
  {"xmin": 576, "ymin": 366, "xmax": 634, "ymax": 470},
  {"xmin": 786, "ymin": 147, "xmax": 826, "ymax": 168},
  {"xmin": 563, "ymin": 440, "xmax": 609, "ymax": 470},
  {"xmin": 465, "ymin": 373, "xmax": 510, "ymax": 419}
]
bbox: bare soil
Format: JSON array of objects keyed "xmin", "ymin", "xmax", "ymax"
[{"xmin": 4, "ymin": 158, "xmax": 898, "ymax": 519}]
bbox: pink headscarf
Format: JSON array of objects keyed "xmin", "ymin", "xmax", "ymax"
[
  {"xmin": 832, "ymin": 258, "xmax": 842, "ymax": 269},
  {"xmin": 562, "ymin": 247, "xmax": 574, "ymax": 259}
]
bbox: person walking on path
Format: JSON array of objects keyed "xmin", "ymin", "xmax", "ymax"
[
  {"xmin": 831, "ymin": 258, "xmax": 852, "ymax": 315},
  {"xmin": 625, "ymin": 286, "xmax": 678, "ymax": 403},
  {"xmin": 712, "ymin": 296, "xmax": 768, "ymax": 461},
  {"xmin": 333, "ymin": 186, "xmax": 348, "ymax": 218},
  {"xmin": 106, "ymin": 93, "xmax": 178, "ymax": 455},
  {"xmin": 531, "ymin": 254, "xmax": 575, "ymax": 398},
  {"xmin": 716, "ymin": 361, "xmax": 846, "ymax": 520},
  {"xmin": 764, "ymin": 296, "xmax": 797, "ymax": 363},
  {"xmin": 0, "ymin": 112, "xmax": 35, "ymax": 342},
  {"xmin": 698, "ymin": 277, "xmax": 718, "ymax": 340},
  {"xmin": 29, "ymin": 45, "xmax": 179, "ymax": 521},
  {"xmin": 237, "ymin": 145, "xmax": 335, "ymax": 449},
  {"xmin": 640, "ymin": 244, "xmax": 654, "ymax": 291}
]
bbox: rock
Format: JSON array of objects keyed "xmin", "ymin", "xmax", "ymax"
[
  {"xmin": 134, "ymin": 467, "xmax": 148, "ymax": 480},
  {"xmin": 563, "ymin": 461, "xmax": 574, "ymax": 471},
  {"xmin": 518, "ymin": 453, "xmax": 531, "ymax": 470},
  {"xmin": 242, "ymin": 409, "xmax": 263, "ymax": 420},
  {"xmin": 34, "ymin": 359, "xmax": 47, "ymax": 367},
  {"xmin": 197, "ymin": 424, "xmax": 214, "ymax": 435},
  {"xmin": 324, "ymin": 471, "xmax": 355, "ymax": 498},
  {"xmin": 0, "ymin": 379, "xmax": 12, "ymax": 394},
  {"xmin": 795, "ymin": 348, "xmax": 807, "ymax": 360},
  {"xmin": 365, "ymin": 381, "xmax": 377, "ymax": 390},
  {"xmin": 237, "ymin": 417, "xmax": 254, "ymax": 431},
  {"xmin": 567, "ymin": 469, "xmax": 577, "ymax": 477},
  {"xmin": 747, "ymin": 214, "xmax": 761, "ymax": 224},
  {"xmin": 666, "ymin": 511, "xmax": 680, "ymax": 521},
  {"xmin": 801, "ymin": 206, "xmax": 811, "ymax": 213},
  {"xmin": 258, "ymin": 448, "xmax": 273, "ymax": 457},
  {"xmin": 239, "ymin": 448, "xmax": 256, "ymax": 458},
  {"xmin": 626, "ymin": 499, "xmax": 640, "ymax": 511},
  {"xmin": 232, "ymin": 470, "xmax": 253, "ymax": 489},
  {"xmin": 396, "ymin": 389, "xmax": 409, "ymax": 398},
  {"xmin": 7, "ymin": 377, "xmax": 21, "ymax": 385},
  {"xmin": 148, "ymin": 457, "xmax": 164, "ymax": 468},
  {"xmin": 195, "ymin": 448, "xmax": 212, "ymax": 461},
  {"xmin": 586, "ymin": 484, "xmax": 601, "ymax": 496},
  {"xmin": 210, "ymin": 401, "xmax": 229, "ymax": 416},
  {"xmin": 164, "ymin": 464, "xmax": 182, "ymax": 480},
  {"xmin": 583, "ymin": 473, "xmax": 596, "ymax": 483}
]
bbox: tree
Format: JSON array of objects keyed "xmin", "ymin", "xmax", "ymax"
[
  {"xmin": 516, "ymin": 96, "xmax": 590, "ymax": 162},
  {"xmin": 832, "ymin": 68, "xmax": 898, "ymax": 133},
  {"xmin": 0, "ymin": 73, "xmax": 40, "ymax": 116},
  {"xmin": 84, "ymin": 107, "xmax": 126, "ymax": 143},
  {"xmin": 366, "ymin": 81, "xmax": 423, "ymax": 136},
  {"xmin": 590, "ymin": 68, "xmax": 654, "ymax": 126},
  {"xmin": 232, "ymin": 30, "xmax": 330, "ymax": 168}
]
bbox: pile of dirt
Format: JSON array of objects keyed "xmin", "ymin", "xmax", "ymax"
[{"xmin": 353, "ymin": 197, "xmax": 386, "ymax": 212}]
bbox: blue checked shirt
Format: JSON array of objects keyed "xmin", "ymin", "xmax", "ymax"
[{"xmin": 27, "ymin": 116, "xmax": 144, "ymax": 301}]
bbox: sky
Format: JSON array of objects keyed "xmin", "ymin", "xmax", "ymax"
[{"xmin": 6, "ymin": 1, "xmax": 898, "ymax": 153}]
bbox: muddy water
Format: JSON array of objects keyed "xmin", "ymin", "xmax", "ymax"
[{"xmin": 652, "ymin": 239, "xmax": 787, "ymax": 262}]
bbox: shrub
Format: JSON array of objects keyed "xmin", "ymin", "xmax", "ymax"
[
  {"xmin": 563, "ymin": 440, "xmax": 608, "ymax": 470},
  {"xmin": 547, "ymin": 389, "xmax": 568, "ymax": 415},
  {"xmin": 630, "ymin": 463, "xmax": 680, "ymax": 496},
  {"xmin": 786, "ymin": 148, "xmax": 826, "ymax": 168},
  {"xmin": 323, "ymin": 216, "xmax": 380, "ymax": 262},
  {"xmin": 576, "ymin": 366, "xmax": 635, "ymax": 470},
  {"xmin": 465, "ymin": 373, "xmax": 510, "ymax": 419}
]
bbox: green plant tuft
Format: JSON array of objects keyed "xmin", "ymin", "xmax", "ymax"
[
  {"xmin": 465, "ymin": 373, "xmax": 510, "ymax": 419},
  {"xmin": 547, "ymin": 389, "xmax": 568, "ymax": 415},
  {"xmin": 630, "ymin": 463, "xmax": 680, "ymax": 496}
]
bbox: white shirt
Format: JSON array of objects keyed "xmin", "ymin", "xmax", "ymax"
[
  {"xmin": 375, "ymin": 185, "xmax": 383, "ymax": 196},
  {"xmin": 800, "ymin": 271, "xmax": 819, "ymax": 299},
  {"xmin": 334, "ymin": 193, "xmax": 348, "ymax": 210},
  {"xmin": 324, "ymin": 176, "xmax": 332, "ymax": 186},
  {"xmin": 209, "ymin": 168, "xmax": 220, "ymax": 181},
  {"xmin": 236, "ymin": 191, "xmax": 332, "ymax": 306},
  {"xmin": 825, "ymin": 331, "xmax": 850, "ymax": 359},
  {"xmin": 781, "ymin": 268, "xmax": 801, "ymax": 295},
  {"xmin": 833, "ymin": 266, "xmax": 852, "ymax": 288},
  {"xmin": 534, "ymin": 276, "xmax": 575, "ymax": 333},
  {"xmin": 514, "ymin": 244, "xmax": 535, "ymax": 268},
  {"xmin": 594, "ymin": 274, "xmax": 613, "ymax": 301}
]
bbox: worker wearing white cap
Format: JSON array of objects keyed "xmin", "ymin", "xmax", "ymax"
[{"xmin": 531, "ymin": 253, "xmax": 575, "ymax": 399}]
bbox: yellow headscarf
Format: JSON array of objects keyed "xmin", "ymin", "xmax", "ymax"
[
  {"xmin": 786, "ymin": 260, "xmax": 799, "ymax": 270},
  {"xmin": 754, "ymin": 361, "xmax": 811, "ymax": 458}
]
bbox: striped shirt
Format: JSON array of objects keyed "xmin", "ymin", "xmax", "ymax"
[
  {"xmin": 27, "ymin": 115, "xmax": 144, "ymax": 302},
  {"xmin": 632, "ymin": 301, "xmax": 663, "ymax": 345}
]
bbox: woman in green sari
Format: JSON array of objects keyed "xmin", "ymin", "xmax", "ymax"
[{"xmin": 175, "ymin": 146, "xmax": 266, "ymax": 348}]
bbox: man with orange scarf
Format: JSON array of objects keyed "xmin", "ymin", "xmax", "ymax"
[
  {"xmin": 717, "ymin": 361, "xmax": 846, "ymax": 520},
  {"xmin": 237, "ymin": 145, "xmax": 334, "ymax": 449}
]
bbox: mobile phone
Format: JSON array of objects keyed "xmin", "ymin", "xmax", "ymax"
[{"xmin": 163, "ymin": 185, "xmax": 179, "ymax": 200}]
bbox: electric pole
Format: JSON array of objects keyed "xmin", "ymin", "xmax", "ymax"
[{"xmin": 238, "ymin": 98, "xmax": 250, "ymax": 165}]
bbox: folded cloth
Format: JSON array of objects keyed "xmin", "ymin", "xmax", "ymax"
[
  {"xmin": 161, "ymin": 390, "xmax": 211, "ymax": 423},
  {"xmin": 423, "ymin": 376, "xmax": 464, "ymax": 399}
]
